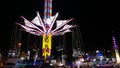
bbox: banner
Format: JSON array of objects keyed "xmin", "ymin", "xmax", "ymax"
[{"xmin": 42, "ymin": 33, "xmax": 52, "ymax": 60}]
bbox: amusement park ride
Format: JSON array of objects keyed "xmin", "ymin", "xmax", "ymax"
[
  {"xmin": 112, "ymin": 31, "xmax": 120, "ymax": 63},
  {"xmin": 16, "ymin": 0, "xmax": 76, "ymax": 60},
  {"xmin": 6, "ymin": 0, "xmax": 84, "ymax": 65}
]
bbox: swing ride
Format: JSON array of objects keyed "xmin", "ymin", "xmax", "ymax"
[{"xmin": 6, "ymin": 0, "xmax": 84, "ymax": 67}]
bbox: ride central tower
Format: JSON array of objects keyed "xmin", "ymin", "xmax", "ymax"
[{"xmin": 44, "ymin": 0, "xmax": 52, "ymax": 19}]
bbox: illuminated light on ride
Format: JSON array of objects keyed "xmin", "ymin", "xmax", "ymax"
[
  {"xmin": 112, "ymin": 35, "xmax": 120, "ymax": 63},
  {"xmin": 20, "ymin": 57, "xmax": 25, "ymax": 60},
  {"xmin": 17, "ymin": 42, "xmax": 21, "ymax": 46},
  {"xmin": 17, "ymin": 42, "xmax": 22, "ymax": 48},
  {"xmin": 96, "ymin": 50, "xmax": 99, "ymax": 53}
]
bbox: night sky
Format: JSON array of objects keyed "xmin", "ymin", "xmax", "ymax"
[{"xmin": 0, "ymin": 0, "xmax": 119, "ymax": 52}]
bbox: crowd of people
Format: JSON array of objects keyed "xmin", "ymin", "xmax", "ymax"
[{"xmin": 0, "ymin": 49, "xmax": 120, "ymax": 68}]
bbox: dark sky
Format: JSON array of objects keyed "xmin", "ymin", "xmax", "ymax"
[{"xmin": 0, "ymin": 0, "xmax": 118, "ymax": 51}]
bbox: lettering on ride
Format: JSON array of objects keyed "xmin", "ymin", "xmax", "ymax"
[
  {"xmin": 44, "ymin": 36, "xmax": 49, "ymax": 43},
  {"xmin": 42, "ymin": 34, "xmax": 51, "ymax": 57},
  {"xmin": 45, "ymin": 44, "xmax": 50, "ymax": 53},
  {"xmin": 42, "ymin": 45, "xmax": 50, "ymax": 56}
]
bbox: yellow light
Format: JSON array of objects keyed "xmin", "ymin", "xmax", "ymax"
[
  {"xmin": 115, "ymin": 49, "xmax": 120, "ymax": 63},
  {"xmin": 42, "ymin": 33, "xmax": 52, "ymax": 60},
  {"xmin": 18, "ymin": 43, "xmax": 21, "ymax": 46}
]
